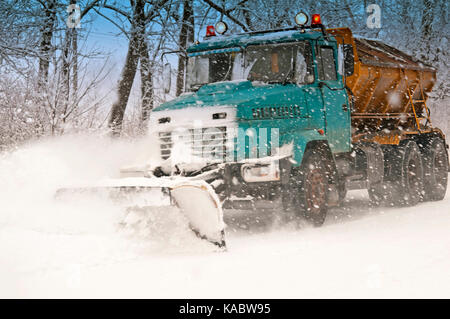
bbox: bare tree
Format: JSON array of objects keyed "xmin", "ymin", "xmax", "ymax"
[
  {"xmin": 103, "ymin": 0, "xmax": 170, "ymax": 136},
  {"xmin": 421, "ymin": 0, "xmax": 434, "ymax": 43},
  {"xmin": 0, "ymin": 0, "xmax": 448, "ymax": 147},
  {"xmin": 37, "ymin": 0, "xmax": 58, "ymax": 88},
  {"xmin": 201, "ymin": 0, "xmax": 249, "ymax": 31},
  {"xmin": 0, "ymin": 1, "xmax": 42, "ymax": 74},
  {"xmin": 176, "ymin": 0, "xmax": 194, "ymax": 96},
  {"xmin": 61, "ymin": 0, "xmax": 103, "ymax": 124}
]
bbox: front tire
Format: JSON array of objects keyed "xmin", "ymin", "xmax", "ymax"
[{"xmin": 286, "ymin": 149, "xmax": 330, "ymax": 226}]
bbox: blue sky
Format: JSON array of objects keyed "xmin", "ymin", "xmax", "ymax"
[
  {"xmin": 82, "ymin": 8, "xmax": 129, "ymax": 63},
  {"xmin": 75, "ymin": 2, "xmax": 185, "ymax": 108}
]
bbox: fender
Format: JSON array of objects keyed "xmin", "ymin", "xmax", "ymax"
[
  {"xmin": 289, "ymin": 129, "xmax": 328, "ymax": 167},
  {"xmin": 293, "ymin": 137, "xmax": 339, "ymax": 186}
]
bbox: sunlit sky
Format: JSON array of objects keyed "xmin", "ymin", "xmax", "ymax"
[
  {"xmin": 74, "ymin": 6, "xmax": 136, "ymax": 111},
  {"xmin": 81, "ymin": 8, "xmax": 129, "ymax": 68},
  {"xmin": 75, "ymin": 2, "xmax": 189, "ymax": 110}
]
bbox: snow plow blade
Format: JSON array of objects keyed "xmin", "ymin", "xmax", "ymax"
[{"xmin": 56, "ymin": 178, "xmax": 226, "ymax": 248}]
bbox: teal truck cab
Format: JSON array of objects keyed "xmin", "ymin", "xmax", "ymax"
[{"xmin": 148, "ymin": 14, "xmax": 448, "ymax": 226}]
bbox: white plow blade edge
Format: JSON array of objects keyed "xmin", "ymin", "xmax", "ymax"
[
  {"xmin": 56, "ymin": 177, "xmax": 226, "ymax": 248},
  {"xmin": 171, "ymin": 182, "xmax": 226, "ymax": 248}
]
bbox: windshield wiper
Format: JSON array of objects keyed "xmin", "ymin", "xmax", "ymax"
[
  {"xmin": 191, "ymin": 83, "xmax": 208, "ymax": 91},
  {"xmin": 281, "ymin": 67, "xmax": 294, "ymax": 85}
]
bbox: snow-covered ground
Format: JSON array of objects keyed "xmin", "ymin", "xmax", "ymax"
[{"xmin": 0, "ymin": 136, "xmax": 449, "ymax": 298}]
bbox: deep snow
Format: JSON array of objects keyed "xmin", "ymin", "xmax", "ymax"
[{"xmin": 0, "ymin": 136, "xmax": 449, "ymax": 298}]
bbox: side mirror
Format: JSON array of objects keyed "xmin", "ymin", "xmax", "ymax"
[
  {"xmin": 163, "ymin": 62, "xmax": 172, "ymax": 94},
  {"xmin": 343, "ymin": 44, "xmax": 354, "ymax": 76}
]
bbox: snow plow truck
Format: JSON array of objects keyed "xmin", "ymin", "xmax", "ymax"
[{"xmin": 60, "ymin": 13, "xmax": 449, "ymax": 249}]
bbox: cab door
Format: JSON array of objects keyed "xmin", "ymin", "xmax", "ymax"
[
  {"xmin": 315, "ymin": 41, "xmax": 351, "ymax": 153},
  {"xmin": 238, "ymin": 43, "xmax": 312, "ymax": 159}
]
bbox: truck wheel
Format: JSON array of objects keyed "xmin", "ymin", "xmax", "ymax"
[
  {"xmin": 421, "ymin": 138, "xmax": 448, "ymax": 201},
  {"xmin": 337, "ymin": 178, "xmax": 347, "ymax": 203},
  {"xmin": 369, "ymin": 181, "xmax": 402, "ymax": 207},
  {"xmin": 394, "ymin": 141, "xmax": 424, "ymax": 206},
  {"xmin": 297, "ymin": 149, "xmax": 329, "ymax": 226},
  {"xmin": 368, "ymin": 183, "xmax": 387, "ymax": 206}
]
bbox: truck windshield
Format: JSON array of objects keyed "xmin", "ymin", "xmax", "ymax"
[
  {"xmin": 186, "ymin": 51, "xmax": 243, "ymax": 91},
  {"xmin": 186, "ymin": 41, "xmax": 313, "ymax": 91},
  {"xmin": 245, "ymin": 42, "xmax": 314, "ymax": 84}
]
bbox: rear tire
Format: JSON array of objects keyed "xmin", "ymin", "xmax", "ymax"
[
  {"xmin": 393, "ymin": 141, "xmax": 424, "ymax": 206},
  {"xmin": 421, "ymin": 138, "xmax": 448, "ymax": 201},
  {"xmin": 368, "ymin": 183, "xmax": 387, "ymax": 206},
  {"xmin": 368, "ymin": 141, "xmax": 424, "ymax": 207},
  {"xmin": 368, "ymin": 181, "xmax": 401, "ymax": 207},
  {"xmin": 337, "ymin": 177, "xmax": 347, "ymax": 203}
]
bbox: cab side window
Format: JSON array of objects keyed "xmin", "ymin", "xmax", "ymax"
[{"xmin": 318, "ymin": 47, "xmax": 337, "ymax": 81}]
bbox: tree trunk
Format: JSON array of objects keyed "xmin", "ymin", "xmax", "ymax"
[
  {"xmin": 187, "ymin": 2, "xmax": 194, "ymax": 45},
  {"xmin": 421, "ymin": 0, "xmax": 434, "ymax": 43},
  {"xmin": 176, "ymin": 0, "xmax": 193, "ymax": 96},
  {"xmin": 108, "ymin": 0, "xmax": 146, "ymax": 136},
  {"xmin": 61, "ymin": 27, "xmax": 72, "ymax": 124},
  {"xmin": 38, "ymin": 0, "xmax": 57, "ymax": 89},
  {"xmin": 72, "ymin": 18, "xmax": 78, "ymax": 103},
  {"xmin": 108, "ymin": 32, "xmax": 140, "ymax": 135},
  {"xmin": 139, "ymin": 39, "xmax": 153, "ymax": 126}
]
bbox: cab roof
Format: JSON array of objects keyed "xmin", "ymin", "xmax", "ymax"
[{"xmin": 186, "ymin": 29, "xmax": 326, "ymax": 55}]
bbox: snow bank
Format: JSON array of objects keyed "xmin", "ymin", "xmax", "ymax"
[
  {"xmin": 0, "ymin": 134, "xmax": 449, "ymax": 298},
  {"xmin": 0, "ymin": 134, "xmax": 157, "ymax": 231},
  {"xmin": 3, "ymin": 186, "xmax": 448, "ymax": 298},
  {"xmin": 0, "ymin": 134, "xmax": 218, "ymax": 298}
]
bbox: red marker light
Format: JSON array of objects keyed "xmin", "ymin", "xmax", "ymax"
[
  {"xmin": 318, "ymin": 129, "xmax": 325, "ymax": 135},
  {"xmin": 311, "ymin": 14, "xmax": 322, "ymax": 25},
  {"xmin": 206, "ymin": 25, "xmax": 216, "ymax": 37}
]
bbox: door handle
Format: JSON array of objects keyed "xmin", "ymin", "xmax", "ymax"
[{"xmin": 342, "ymin": 104, "xmax": 348, "ymax": 112}]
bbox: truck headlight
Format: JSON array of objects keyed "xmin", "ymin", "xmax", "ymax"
[{"xmin": 241, "ymin": 163, "xmax": 280, "ymax": 183}]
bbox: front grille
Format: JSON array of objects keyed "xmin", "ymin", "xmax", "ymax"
[
  {"xmin": 159, "ymin": 131, "xmax": 172, "ymax": 160},
  {"xmin": 159, "ymin": 126, "xmax": 231, "ymax": 162}
]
